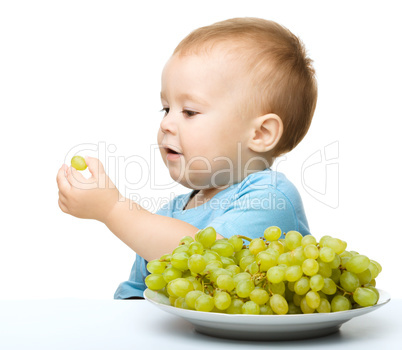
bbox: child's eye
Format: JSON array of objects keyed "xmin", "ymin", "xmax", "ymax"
[
  {"xmin": 182, "ymin": 110, "xmax": 199, "ymax": 118},
  {"xmin": 160, "ymin": 107, "xmax": 169, "ymax": 116}
]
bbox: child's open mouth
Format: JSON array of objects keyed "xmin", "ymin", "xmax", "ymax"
[{"xmin": 164, "ymin": 146, "xmax": 183, "ymax": 161}]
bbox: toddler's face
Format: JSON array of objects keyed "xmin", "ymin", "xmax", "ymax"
[{"xmin": 157, "ymin": 50, "xmax": 257, "ymax": 190}]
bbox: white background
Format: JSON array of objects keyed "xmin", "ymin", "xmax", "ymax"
[{"xmin": 0, "ymin": 0, "xmax": 401, "ymax": 300}]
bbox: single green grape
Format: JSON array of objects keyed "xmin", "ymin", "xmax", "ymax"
[
  {"xmin": 145, "ymin": 273, "xmax": 166, "ymax": 290},
  {"xmin": 302, "ymin": 258, "xmax": 319, "ymax": 276},
  {"xmin": 356, "ymin": 268, "xmax": 372, "ymax": 285},
  {"xmin": 211, "ymin": 240, "xmax": 234, "ymax": 257},
  {"xmin": 340, "ymin": 271, "xmax": 360, "ymax": 292},
  {"xmin": 174, "ymin": 297, "xmax": 190, "ymax": 309},
  {"xmin": 366, "ymin": 286, "xmax": 380, "ymax": 303},
  {"xmin": 345, "ymin": 255, "xmax": 370, "ymax": 274},
  {"xmin": 167, "ymin": 278, "xmax": 193, "ymax": 298},
  {"xmin": 234, "ymin": 248, "xmax": 252, "ymax": 264},
  {"xmin": 294, "ymin": 276, "xmax": 310, "ymax": 295},
  {"xmin": 301, "ymin": 235, "xmax": 317, "ymax": 247},
  {"xmin": 330, "ymin": 268, "xmax": 341, "ymax": 285},
  {"xmin": 159, "ymin": 253, "xmax": 172, "ymax": 262},
  {"xmin": 195, "ymin": 294, "xmax": 215, "ymax": 312},
  {"xmin": 293, "ymin": 293, "xmax": 303, "ymax": 307},
  {"xmin": 267, "ymin": 266, "xmax": 286, "ymax": 284},
  {"xmin": 323, "ymin": 237, "xmax": 346, "ymax": 255},
  {"xmin": 209, "ymin": 268, "xmax": 231, "ymax": 283},
  {"xmin": 270, "ymin": 281, "xmax": 286, "ymax": 295},
  {"xmin": 371, "ymin": 260, "xmax": 382, "ymax": 274},
  {"xmin": 270, "ymin": 294, "xmax": 288, "ymax": 315},
  {"xmin": 242, "ymin": 300, "xmax": 260, "ymax": 314},
  {"xmin": 204, "ymin": 260, "xmax": 223, "ymax": 271},
  {"xmin": 249, "ymin": 238, "xmax": 266, "ymax": 255},
  {"xmin": 202, "ymin": 249, "xmax": 221, "ymax": 263},
  {"xmin": 289, "ymin": 246, "xmax": 306, "ymax": 265},
  {"xmin": 162, "ymin": 266, "xmax": 182, "ymax": 283},
  {"xmin": 265, "ymin": 248, "xmax": 280, "ymax": 260},
  {"xmin": 353, "ymin": 287, "xmax": 378, "ymax": 307},
  {"xmin": 367, "ymin": 261, "xmax": 380, "ymax": 279},
  {"xmin": 172, "ymin": 245, "xmax": 189, "ymax": 255},
  {"xmin": 171, "ymin": 252, "xmax": 190, "ymax": 271},
  {"xmin": 328, "ymin": 254, "xmax": 341, "ymax": 269},
  {"xmin": 304, "ymin": 244, "xmax": 319, "ymax": 259},
  {"xmin": 246, "ymin": 261, "xmax": 259, "ymax": 275},
  {"xmin": 331, "ymin": 295, "xmax": 351, "ymax": 312},
  {"xmin": 195, "ymin": 227, "xmax": 217, "ymax": 249},
  {"xmin": 269, "ymin": 240, "xmax": 285, "ymax": 254},
  {"xmin": 226, "ymin": 299, "xmax": 244, "ymax": 314},
  {"xmin": 188, "ymin": 241, "xmax": 204, "ymax": 255},
  {"xmin": 319, "ymin": 247, "xmax": 336, "ymax": 263},
  {"xmin": 179, "ymin": 236, "xmax": 194, "ymax": 245},
  {"xmin": 186, "ymin": 276, "xmax": 203, "ymax": 291},
  {"xmin": 225, "ymin": 264, "xmax": 241, "ymax": 275},
  {"xmin": 228, "ymin": 235, "xmax": 244, "ymax": 252},
  {"xmin": 264, "ymin": 226, "xmax": 282, "ymax": 241},
  {"xmin": 285, "ymin": 265, "xmax": 303, "ymax": 282},
  {"xmin": 321, "ymin": 278, "xmax": 337, "ymax": 295},
  {"xmin": 236, "ymin": 279, "xmax": 255, "ymax": 298},
  {"xmin": 317, "ymin": 260, "xmax": 332, "ymax": 278},
  {"xmin": 316, "ymin": 298, "xmax": 331, "ymax": 313},
  {"xmin": 216, "ymin": 274, "xmax": 235, "ymax": 292},
  {"xmin": 221, "ymin": 256, "xmax": 235, "ymax": 267},
  {"xmin": 169, "ymin": 296, "xmax": 177, "ymax": 306},
  {"xmin": 300, "ymin": 297, "xmax": 315, "ymax": 314},
  {"xmin": 239, "ymin": 255, "xmax": 255, "ymax": 271},
  {"xmin": 288, "ymin": 302, "xmax": 302, "ymax": 314},
  {"xmin": 249, "ymin": 288, "xmax": 270, "ymax": 305},
  {"xmin": 319, "ymin": 235, "xmax": 332, "ymax": 248},
  {"xmin": 146, "ymin": 260, "xmax": 167, "ymax": 274},
  {"xmin": 214, "ymin": 291, "xmax": 232, "ymax": 310},
  {"xmin": 233, "ymin": 272, "xmax": 252, "ymax": 286},
  {"xmin": 305, "ymin": 291, "xmax": 321, "ymax": 309},
  {"xmin": 260, "ymin": 303, "xmax": 274, "ymax": 315},
  {"xmin": 256, "ymin": 251, "xmax": 277, "ymax": 272},
  {"xmin": 287, "ymin": 281, "xmax": 295, "ymax": 292},
  {"xmin": 187, "ymin": 254, "xmax": 206, "ymax": 274},
  {"xmin": 284, "ymin": 231, "xmax": 303, "ymax": 250},
  {"xmin": 277, "ymin": 252, "xmax": 291, "ymax": 266},
  {"xmin": 309, "ymin": 274, "xmax": 325, "ymax": 292},
  {"xmin": 71, "ymin": 155, "xmax": 87, "ymax": 170},
  {"xmin": 185, "ymin": 291, "xmax": 204, "ymax": 309}
]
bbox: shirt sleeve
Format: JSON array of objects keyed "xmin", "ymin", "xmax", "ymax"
[{"xmin": 206, "ymin": 183, "xmax": 309, "ymax": 239}]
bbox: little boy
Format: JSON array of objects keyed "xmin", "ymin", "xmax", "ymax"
[{"xmin": 56, "ymin": 17, "xmax": 317, "ymax": 299}]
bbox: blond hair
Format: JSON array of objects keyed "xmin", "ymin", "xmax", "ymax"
[{"xmin": 174, "ymin": 17, "xmax": 317, "ymax": 157}]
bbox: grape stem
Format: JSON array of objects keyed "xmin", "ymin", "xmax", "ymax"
[
  {"xmin": 336, "ymin": 284, "xmax": 353, "ymax": 296},
  {"xmin": 237, "ymin": 235, "xmax": 252, "ymax": 242}
]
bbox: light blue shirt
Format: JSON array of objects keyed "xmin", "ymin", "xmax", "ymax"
[{"xmin": 114, "ymin": 168, "xmax": 310, "ymax": 299}]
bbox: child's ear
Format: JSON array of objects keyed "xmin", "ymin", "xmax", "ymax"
[{"xmin": 247, "ymin": 113, "xmax": 283, "ymax": 153}]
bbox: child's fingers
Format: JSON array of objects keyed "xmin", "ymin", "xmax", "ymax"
[
  {"xmin": 58, "ymin": 190, "xmax": 67, "ymax": 203},
  {"xmin": 56, "ymin": 164, "xmax": 71, "ymax": 193},
  {"xmin": 58, "ymin": 197, "xmax": 69, "ymax": 214},
  {"xmin": 85, "ymin": 156, "xmax": 105, "ymax": 179},
  {"xmin": 66, "ymin": 166, "xmax": 90, "ymax": 189}
]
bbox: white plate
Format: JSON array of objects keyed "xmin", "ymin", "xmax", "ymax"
[{"xmin": 144, "ymin": 288, "xmax": 391, "ymax": 340}]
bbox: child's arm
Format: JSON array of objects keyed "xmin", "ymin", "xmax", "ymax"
[{"xmin": 57, "ymin": 157, "xmax": 222, "ymax": 261}]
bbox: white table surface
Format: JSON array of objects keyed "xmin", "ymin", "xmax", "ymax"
[{"xmin": 0, "ymin": 298, "xmax": 401, "ymax": 350}]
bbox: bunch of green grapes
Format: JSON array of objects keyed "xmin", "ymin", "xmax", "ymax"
[{"xmin": 145, "ymin": 226, "xmax": 382, "ymax": 315}]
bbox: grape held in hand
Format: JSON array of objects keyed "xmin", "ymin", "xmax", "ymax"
[
  {"xmin": 145, "ymin": 226, "xmax": 383, "ymax": 314},
  {"xmin": 71, "ymin": 155, "xmax": 87, "ymax": 170}
]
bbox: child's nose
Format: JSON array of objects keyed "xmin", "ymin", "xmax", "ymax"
[{"xmin": 159, "ymin": 111, "xmax": 178, "ymax": 135}]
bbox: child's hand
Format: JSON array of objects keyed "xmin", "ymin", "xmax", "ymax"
[{"xmin": 56, "ymin": 156, "xmax": 121, "ymax": 223}]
